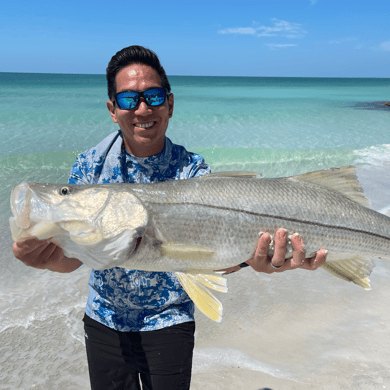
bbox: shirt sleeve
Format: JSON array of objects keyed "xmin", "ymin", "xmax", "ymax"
[
  {"xmin": 185, "ymin": 154, "xmax": 211, "ymax": 179},
  {"xmin": 68, "ymin": 155, "xmax": 90, "ymax": 185}
]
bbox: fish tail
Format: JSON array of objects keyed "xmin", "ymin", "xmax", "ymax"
[{"xmin": 321, "ymin": 256, "xmax": 374, "ymax": 290}]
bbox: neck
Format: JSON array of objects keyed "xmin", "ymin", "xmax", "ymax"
[{"xmin": 123, "ymin": 137, "xmax": 166, "ymax": 158}]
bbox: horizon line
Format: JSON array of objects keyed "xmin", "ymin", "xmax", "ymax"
[{"xmin": 0, "ymin": 71, "xmax": 389, "ymax": 79}]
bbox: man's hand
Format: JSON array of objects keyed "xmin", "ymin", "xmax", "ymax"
[
  {"xmin": 13, "ymin": 238, "xmax": 82, "ymax": 273},
  {"xmin": 220, "ymin": 228, "xmax": 327, "ymax": 274}
]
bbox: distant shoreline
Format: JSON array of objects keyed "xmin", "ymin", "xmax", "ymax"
[{"xmin": 0, "ymin": 71, "xmax": 390, "ymax": 80}]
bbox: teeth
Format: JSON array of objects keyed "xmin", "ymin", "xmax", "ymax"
[{"xmin": 135, "ymin": 122, "xmax": 154, "ymax": 128}]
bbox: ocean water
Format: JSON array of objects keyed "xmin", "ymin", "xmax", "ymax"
[{"xmin": 1, "ymin": 73, "xmax": 390, "ymax": 389}]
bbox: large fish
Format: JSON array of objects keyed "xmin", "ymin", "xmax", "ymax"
[{"xmin": 9, "ymin": 166, "xmax": 390, "ymax": 322}]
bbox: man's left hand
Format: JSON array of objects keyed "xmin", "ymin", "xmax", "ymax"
[{"xmin": 220, "ymin": 228, "xmax": 327, "ymax": 274}]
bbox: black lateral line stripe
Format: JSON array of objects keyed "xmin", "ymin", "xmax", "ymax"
[{"xmin": 155, "ymin": 201, "xmax": 390, "ymax": 242}]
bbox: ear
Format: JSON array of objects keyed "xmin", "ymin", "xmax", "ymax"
[
  {"xmin": 107, "ymin": 100, "xmax": 118, "ymax": 123},
  {"xmin": 168, "ymin": 93, "xmax": 174, "ymax": 118}
]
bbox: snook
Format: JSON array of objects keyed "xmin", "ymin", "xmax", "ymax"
[{"xmin": 9, "ymin": 166, "xmax": 390, "ymax": 322}]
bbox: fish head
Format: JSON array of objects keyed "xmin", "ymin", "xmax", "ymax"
[
  {"xmin": 10, "ymin": 182, "xmax": 149, "ymax": 249},
  {"xmin": 10, "ymin": 182, "xmax": 112, "ymax": 241}
]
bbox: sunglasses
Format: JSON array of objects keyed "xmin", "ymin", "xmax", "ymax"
[{"xmin": 115, "ymin": 87, "xmax": 168, "ymax": 110}]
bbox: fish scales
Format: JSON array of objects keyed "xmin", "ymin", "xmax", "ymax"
[{"xmin": 130, "ymin": 176, "xmax": 390, "ymax": 263}]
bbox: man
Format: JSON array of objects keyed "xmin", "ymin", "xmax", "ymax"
[{"xmin": 13, "ymin": 45, "xmax": 326, "ymax": 390}]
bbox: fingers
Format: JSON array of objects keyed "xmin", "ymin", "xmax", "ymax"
[
  {"xmin": 300, "ymin": 248, "xmax": 327, "ymax": 270},
  {"xmin": 290, "ymin": 233, "xmax": 306, "ymax": 268},
  {"xmin": 13, "ymin": 238, "xmax": 49, "ymax": 256},
  {"xmin": 247, "ymin": 229, "xmax": 295, "ymax": 273},
  {"xmin": 271, "ymin": 228, "xmax": 287, "ymax": 268},
  {"xmin": 246, "ymin": 232, "xmax": 272, "ymax": 272},
  {"xmin": 246, "ymin": 229, "xmax": 327, "ymax": 274},
  {"xmin": 12, "ymin": 237, "xmax": 63, "ymax": 269}
]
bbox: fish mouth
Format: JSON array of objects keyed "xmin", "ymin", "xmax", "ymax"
[
  {"xmin": 10, "ymin": 182, "xmax": 32, "ymax": 229},
  {"xmin": 10, "ymin": 182, "xmax": 62, "ymax": 241}
]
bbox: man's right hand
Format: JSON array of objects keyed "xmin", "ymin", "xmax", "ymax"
[{"xmin": 13, "ymin": 238, "xmax": 82, "ymax": 273}]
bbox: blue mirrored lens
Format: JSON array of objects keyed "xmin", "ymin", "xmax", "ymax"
[
  {"xmin": 143, "ymin": 88, "xmax": 166, "ymax": 106},
  {"xmin": 116, "ymin": 88, "xmax": 166, "ymax": 110},
  {"xmin": 116, "ymin": 91, "xmax": 139, "ymax": 110}
]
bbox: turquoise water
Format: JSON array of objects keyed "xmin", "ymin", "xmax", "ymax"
[
  {"xmin": 1, "ymin": 73, "xmax": 390, "ymax": 156},
  {"xmin": 1, "ymin": 73, "xmax": 390, "ymax": 389}
]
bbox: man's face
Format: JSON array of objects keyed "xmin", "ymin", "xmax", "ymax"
[{"xmin": 107, "ymin": 63, "xmax": 174, "ymax": 157}]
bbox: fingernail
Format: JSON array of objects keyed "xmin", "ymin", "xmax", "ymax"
[{"xmin": 258, "ymin": 231, "xmax": 264, "ymax": 237}]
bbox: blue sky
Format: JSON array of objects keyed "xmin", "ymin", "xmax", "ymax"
[{"xmin": 1, "ymin": 0, "xmax": 389, "ymax": 77}]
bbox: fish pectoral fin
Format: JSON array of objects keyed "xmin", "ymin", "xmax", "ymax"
[
  {"xmin": 160, "ymin": 243, "xmax": 215, "ymax": 261},
  {"xmin": 321, "ymin": 256, "xmax": 374, "ymax": 290},
  {"xmin": 289, "ymin": 166, "xmax": 370, "ymax": 207},
  {"xmin": 175, "ymin": 271, "xmax": 227, "ymax": 322}
]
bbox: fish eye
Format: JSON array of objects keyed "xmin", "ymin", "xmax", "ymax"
[{"xmin": 59, "ymin": 186, "xmax": 71, "ymax": 195}]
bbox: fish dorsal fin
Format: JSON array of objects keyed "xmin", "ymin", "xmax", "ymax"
[
  {"xmin": 199, "ymin": 171, "xmax": 262, "ymax": 179},
  {"xmin": 289, "ymin": 166, "xmax": 370, "ymax": 207},
  {"xmin": 175, "ymin": 271, "xmax": 227, "ymax": 322},
  {"xmin": 160, "ymin": 242, "xmax": 215, "ymax": 261},
  {"xmin": 321, "ymin": 256, "xmax": 374, "ymax": 290}
]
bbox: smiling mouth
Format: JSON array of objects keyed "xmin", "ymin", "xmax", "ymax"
[{"xmin": 134, "ymin": 122, "xmax": 155, "ymax": 129}]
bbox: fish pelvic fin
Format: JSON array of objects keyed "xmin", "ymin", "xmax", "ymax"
[
  {"xmin": 289, "ymin": 166, "xmax": 370, "ymax": 207},
  {"xmin": 175, "ymin": 271, "xmax": 228, "ymax": 322},
  {"xmin": 321, "ymin": 256, "xmax": 374, "ymax": 290}
]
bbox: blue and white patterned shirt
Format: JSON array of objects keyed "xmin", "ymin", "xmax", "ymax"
[{"xmin": 68, "ymin": 130, "xmax": 211, "ymax": 331}]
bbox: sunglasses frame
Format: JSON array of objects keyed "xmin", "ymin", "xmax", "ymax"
[{"xmin": 114, "ymin": 87, "xmax": 169, "ymax": 110}]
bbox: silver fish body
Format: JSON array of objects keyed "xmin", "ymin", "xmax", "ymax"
[
  {"xmin": 130, "ymin": 173, "xmax": 390, "ymax": 268},
  {"xmin": 9, "ymin": 166, "xmax": 389, "ymax": 321}
]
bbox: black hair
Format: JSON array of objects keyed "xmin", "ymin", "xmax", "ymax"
[{"xmin": 106, "ymin": 45, "xmax": 171, "ymax": 102}]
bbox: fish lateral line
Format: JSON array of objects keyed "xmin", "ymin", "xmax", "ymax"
[{"xmin": 148, "ymin": 201, "xmax": 390, "ymax": 243}]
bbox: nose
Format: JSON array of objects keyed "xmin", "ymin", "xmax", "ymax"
[{"xmin": 134, "ymin": 97, "xmax": 152, "ymax": 115}]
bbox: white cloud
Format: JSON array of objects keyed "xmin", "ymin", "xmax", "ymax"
[
  {"xmin": 310, "ymin": 0, "xmax": 318, "ymax": 4},
  {"xmin": 218, "ymin": 27, "xmax": 257, "ymax": 35},
  {"xmin": 266, "ymin": 44, "xmax": 298, "ymax": 51},
  {"xmin": 372, "ymin": 41, "xmax": 390, "ymax": 52},
  {"xmin": 328, "ymin": 37, "xmax": 357, "ymax": 44},
  {"xmin": 218, "ymin": 19, "xmax": 306, "ymax": 39}
]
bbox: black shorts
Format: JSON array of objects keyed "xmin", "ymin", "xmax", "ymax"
[{"xmin": 83, "ymin": 314, "xmax": 195, "ymax": 390}]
